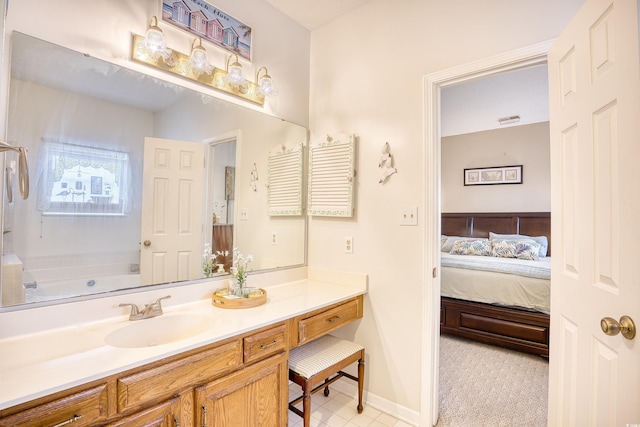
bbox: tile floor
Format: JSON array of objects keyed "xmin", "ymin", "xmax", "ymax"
[{"xmin": 287, "ymin": 383, "xmax": 413, "ymax": 427}]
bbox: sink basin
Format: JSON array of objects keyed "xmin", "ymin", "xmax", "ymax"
[{"xmin": 105, "ymin": 314, "xmax": 214, "ymax": 348}]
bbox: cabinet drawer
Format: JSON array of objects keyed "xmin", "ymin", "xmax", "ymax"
[
  {"xmin": 297, "ymin": 297, "xmax": 362, "ymax": 346},
  {"xmin": 117, "ymin": 340, "xmax": 242, "ymax": 412},
  {"xmin": 243, "ymin": 324, "xmax": 287, "ymax": 364},
  {"xmin": 0, "ymin": 384, "xmax": 108, "ymax": 427},
  {"xmin": 105, "ymin": 397, "xmax": 180, "ymax": 427}
]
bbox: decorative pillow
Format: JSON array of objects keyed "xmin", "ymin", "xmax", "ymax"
[
  {"xmin": 491, "ymin": 239, "xmax": 541, "ymax": 260},
  {"xmin": 489, "ymin": 232, "xmax": 548, "ymax": 257},
  {"xmin": 450, "ymin": 239, "xmax": 492, "ymax": 256},
  {"xmin": 441, "ymin": 236, "xmax": 482, "ymax": 253},
  {"xmin": 440, "ymin": 235, "xmax": 448, "ymax": 250}
]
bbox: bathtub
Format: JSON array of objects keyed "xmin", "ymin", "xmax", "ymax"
[{"xmin": 24, "ymin": 274, "xmax": 141, "ymax": 303}]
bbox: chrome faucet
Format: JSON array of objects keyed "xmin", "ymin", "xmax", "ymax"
[{"xmin": 119, "ymin": 295, "xmax": 171, "ymax": 320}]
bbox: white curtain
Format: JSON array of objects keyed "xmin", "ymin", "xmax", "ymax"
[{"xmin": 36, "ymin": 140, "xmax": 133, "ymax": 215}]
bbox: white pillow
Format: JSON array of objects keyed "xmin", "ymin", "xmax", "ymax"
[
  {"xmin": 489, "ymin": 232, "xmax": 548, "ymax": 257},
  {"xmin": 491, "ymin": 239, "xmax": 541, "ymax": 260},
  {"xmin": 450, "ymin": 239, "xmax": 492, "ymax": 256},
  {"xmin": 441, "ymin": 236, "xmax": 483, "ymax": 253}
]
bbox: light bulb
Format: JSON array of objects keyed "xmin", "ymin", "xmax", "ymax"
[
  {"xmin": 228, "ymin": 63, "xmax": 245, "ymax": 84},
  {"xmin": 258, "ymin": 75, "xmax": 278, "ymax": 97},
  {"xmin": 188, "ymin": 39, "xmax": 212, "ymax": 75},
  {"xmin": 144, "ymin": 28, "xmax": 166, "ymax": 54}
]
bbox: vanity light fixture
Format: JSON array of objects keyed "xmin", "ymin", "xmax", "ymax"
[
  {"xmin": 255, "ymin": 67, "xmax": 278, "ymax": 98},
  {"xmin": 188, "ymin": 37, "xmax": 213, "ymax": 76},
  {"xmin": 225, "ymin": 53, "xmax": 247, "ymax": 88},
  {"xmin": 142, "ymin": 16, "xmax": 172, "ymax": 62},
  {"xmin": 131, "ymin": 30, "xmax": 273, "ymax": 106}
]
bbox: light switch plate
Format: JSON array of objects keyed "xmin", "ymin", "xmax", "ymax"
[{"xmin": 399, "ymin": 206, "xmax": 418, "ymax": 226}]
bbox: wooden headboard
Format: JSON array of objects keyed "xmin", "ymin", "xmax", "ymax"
[{"xmin": 441, "ymin": 212, "xmax": 551, "ymax": 256}]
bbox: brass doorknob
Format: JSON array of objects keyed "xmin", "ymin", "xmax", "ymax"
[
  {"xmin": 143, "ymin": 240, "xmax": 151, "ymax": 247},
  {"xmin": 600, "ymin": 315, "xmax": 636, "ymax": 340}
]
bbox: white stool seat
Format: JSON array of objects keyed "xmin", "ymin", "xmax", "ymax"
[
  {"xmin": 288, "ymin": 334, "xmax": 366, "ymax": 427},
  {"xmin": 290, "ymin": 335, "xmax": 364, "ymax": 379}
]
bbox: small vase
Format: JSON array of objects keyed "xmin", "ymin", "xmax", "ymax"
[
  {"xmin": 203, "ymin": 266, "xmax": 212, "ymax": 278},
  {"xmin": 230, "ymin": 277, "xmax": 248, "ymax": 297}
]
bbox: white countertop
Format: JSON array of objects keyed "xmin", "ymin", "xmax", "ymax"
[{"xmin": 0, "ymin": 273, "xmax": 367, "ymax": 410}]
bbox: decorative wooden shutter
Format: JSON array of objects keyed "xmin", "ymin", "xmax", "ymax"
[
  {"xmin": 308, "ymin": 133, "xmax": 355, "ymax": 217},
  {"xmin": 267, "ymin": 142, "xmax": 304, "ymax": 216}
]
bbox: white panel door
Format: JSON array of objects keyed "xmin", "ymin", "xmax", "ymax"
[
  {"xmin": 140, "ymin": 137, "xmax": 204, "ymax": 286},
  {"xmin": 548, "ymin": 0, "xmax": 640, "ymax": 425}
]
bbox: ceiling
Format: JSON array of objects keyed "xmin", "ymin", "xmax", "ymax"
[
  {"xmin": 441, "ymin": 64, "xmax": 550, "ymax": 137},
  {"xmin": 264, "ymin": 0, "xmax": 374, "ymax": 30}
]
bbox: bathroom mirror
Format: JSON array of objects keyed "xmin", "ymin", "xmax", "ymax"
[{"xmin": 1, "ymin": 32, "xmax": 307, "ymax": 308}]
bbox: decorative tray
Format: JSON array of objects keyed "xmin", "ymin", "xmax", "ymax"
[{"xmin": 211, "ymin": 287, "xmax": 267, "ymax": 309}]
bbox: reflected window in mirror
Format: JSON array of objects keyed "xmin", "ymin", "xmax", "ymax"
[{"xmin": 37, "ymin": 141, "xmax": 132, "ymax": 216}]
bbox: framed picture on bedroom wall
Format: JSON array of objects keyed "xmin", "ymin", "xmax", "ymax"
[{"xmin": 464, "ymin": 165, "xmax": 523, "ymax": 186}]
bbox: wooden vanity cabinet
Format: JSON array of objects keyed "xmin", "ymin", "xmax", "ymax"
[
  {"xmin": 116, "ymin": 340, "xmax": 242, "ymax": 413},
  {"xmin": 195, "ymin": 353, "xmax": 288, "ymax": 427},
  {"xmin": 291, "ymin": 295, "xmax": 363, "ymax": 347},
  {"xmin": 0, "ymin": 384, "xmax": 109, "ymax": 427},
  {"xmin": 104, "ymin": 396, "xmax": 182, "ymax": 427},
  {"xmin": 0, "ymin": 295, "xmax": 364, "ymax": 427}
]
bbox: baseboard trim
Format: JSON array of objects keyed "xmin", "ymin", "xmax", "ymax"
[{"xmin": 331, "ymin": 378, "xmax": 420, "ymax": 426}]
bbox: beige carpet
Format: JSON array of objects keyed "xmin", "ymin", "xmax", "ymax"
[{"xmin": 436, "ymin": 335, "xmax": 549, "ymax": 427}]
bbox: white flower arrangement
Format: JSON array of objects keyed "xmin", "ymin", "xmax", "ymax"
[
  {"xmin": 202, "ymin": 243, "xmax": 228, "ymax": 277},
  {"xmin": 230, "ymin": 247, "xmax": 253, "ymax": 296}
]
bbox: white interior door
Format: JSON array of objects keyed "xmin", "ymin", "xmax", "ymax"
[
  {"xmin": 547, "ymin": 0, "xmax": 640, "ymax": 425},
  {"xmin": 140, "ymin": 137, "xmax": 204, "ymax": 286}
]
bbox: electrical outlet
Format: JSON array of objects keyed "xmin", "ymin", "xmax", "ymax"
[
  {"xmin": 240, "ymin": 208, "xmax": 249, "ymax": 221},
  {"xmin": 400, "ymin": 206, "xmax": 418, "ymax": 226},
  {"xmin": 271, "ymin": 231, "xmax": 277, "ymax": 245},
  {"xmin": 344, "ymin": 236, "xmax": 353, "ymax": 254}
]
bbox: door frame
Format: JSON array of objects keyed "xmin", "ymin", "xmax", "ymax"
[
  {"xmin": 203, "ymin": 130, "xmax": 241, "ymax": 249},
  {"xmin": 420, "ymin": 40, "xmax": 554, "ymax": 426}
]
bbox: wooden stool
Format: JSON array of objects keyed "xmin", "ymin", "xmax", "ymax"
[{"xmin": 288, "ymin": 335, "xmax": 365, "ymax": 427}]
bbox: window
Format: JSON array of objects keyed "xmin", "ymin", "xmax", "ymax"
[{"xmin": 37, "ymin": 142, "xmax": 131, "ymax": 216}]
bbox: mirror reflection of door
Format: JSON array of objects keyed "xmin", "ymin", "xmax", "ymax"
[
  {"xmin": 207, "ymin": 139, "xmax": 236, "ymax": 272},
  {"xmin": 140, "ymin": 137, "xmax": 204, "ymax": 286}
]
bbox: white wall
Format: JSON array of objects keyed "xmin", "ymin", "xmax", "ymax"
[
  {"xmin": 307, "ymin": 0, "xmax": 583, "ymax": 420},
  {"xmin": 442, "ymin": 123, "xmax": 551, "ymax": 213}
]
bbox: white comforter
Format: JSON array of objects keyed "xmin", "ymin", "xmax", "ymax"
[
  {"xmin": 440, "ymin": 252, "xmax": 551, "ymax": 279},
  {"xmin": 440, "ymin": 253, "xmax": 551, "ymax": 313}
]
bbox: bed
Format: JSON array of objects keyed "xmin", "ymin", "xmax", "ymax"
[{"xmin": 440, "ymin": 212, "xmax": 551, "ymax": 357}]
